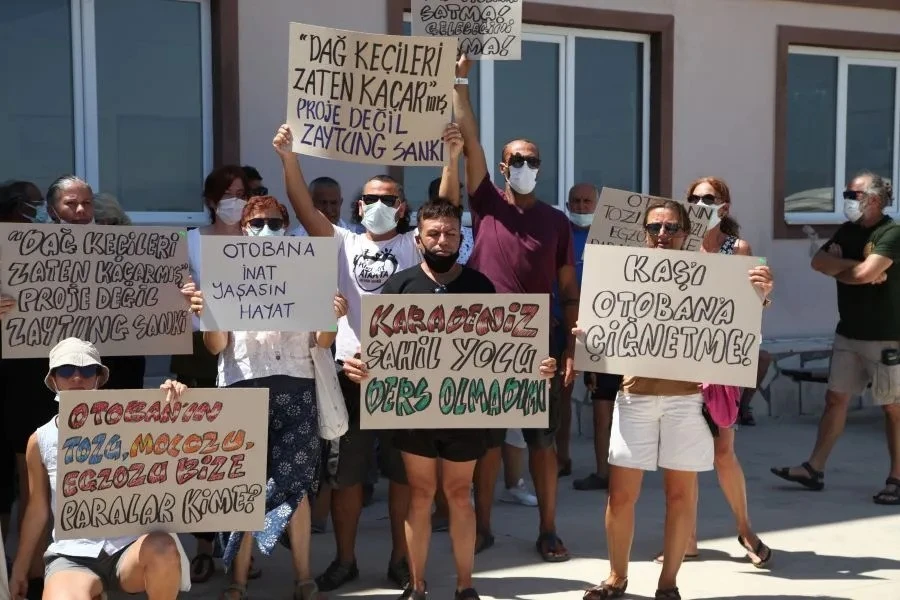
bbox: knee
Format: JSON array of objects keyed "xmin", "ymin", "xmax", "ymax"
[
  {"xmin": 713, "ymin": 442, "xmax": 736, "ymax": 470},
  {"xmin": 664, "ymin": 481, "xmax": 696, "ymax": 509},
  {"xmin": 884, "ymin": 404, "xmax": 900, "ymax": 421},
  {"xmin": 607, "ymin": 486, "xmax": 638, "ymax": 512},
  {"xmin": 442, "ymin": 479, "xmax": 472, "ymax": 509},
  {"xmin": 409, "ymin": 481, "xmax": 437, "ymax": 506},
  {"xmin": 140, "ymin": 532, "xmax": 181, "ymax": 570},
  {"xmin": 824, "ymin": 390, "xmax": 851, "ymax": 410}
]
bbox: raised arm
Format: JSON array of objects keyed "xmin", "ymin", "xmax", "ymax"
[
  {"xmin": 273, "ymin": 125, "xmax": 334, "ymax": 237},
  {"xmin": 438, "ymin": 123, "xmax": 464, "ymax": 208},
  {"xmin": 203, "ymin": 331, "xmax": 230, "ymax": 355},
  {"xmin": 452, "ymin": 55, "xmax": 488, "ymax": 195}
]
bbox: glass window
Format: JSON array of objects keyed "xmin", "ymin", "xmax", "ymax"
[
  {"xmin": 574, "ymin": 37, "xmax": 643, "ymax": 193},
  {"xmin": 0, "ymin": 0, "xmax": 75, "ymax": 192},
  {"xmin": 845, "ymin": 65, "xmax": 896, "ymax": 186}
]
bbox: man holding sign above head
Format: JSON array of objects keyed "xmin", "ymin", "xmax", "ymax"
[{"xmin": 450, "ymin": 54, "xmax": 576, "ymax": 562}]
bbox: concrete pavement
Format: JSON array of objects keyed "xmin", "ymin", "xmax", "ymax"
[{"xmin": 177, "ymin": 408, "xmax": 900, "ymax": 600}]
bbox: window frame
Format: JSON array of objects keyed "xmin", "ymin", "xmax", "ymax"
[
  {"xmin": 399, "ymin": 10, "xmax": 653, "ymax": 215},
  {"xmin": 71, "ymin": 0, "xmax": 214, "ymax": 225},
  {"xmin": 784, "ymin": 44, "xmax": 900, "ymax": 227}
]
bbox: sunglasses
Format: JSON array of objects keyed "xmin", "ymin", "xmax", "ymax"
[
  {"xmin": 644, "ymin": 222, "xmax": 683, "ymax": 236},
  {"xmin": 687, "ymin": 193, "xmax": 720, "ymax": 204},
  {"xmin": 54, "ymin": 364, "xmax": 100, "ymax": 379},
  {"xmin": 247, "ymin": 218, "xmax": 284, "ymax": 231},
  {"xmin": 249, "ymin": 186, "xmax": 269, "ymax": 197},
  {"xmin": 507, "ymin": 154, "xmax": 541, "ymax": 169},
  {"xmin": 361, "ymin": 194, "xmax": 400, "ymax": 207},
  {"xmin": 842, "ymin": 190, "xmax": 863, "ymax": 200}
]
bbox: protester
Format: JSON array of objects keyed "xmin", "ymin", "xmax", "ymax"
[
  {"xmin": 450, "ymin": 54, "xmax": 576, "ymax": 561},
  {"xmin": 653, "ymin": 177, "xmax": 774, "ymax": 567},
  {"xmin": 578, "ymin": 198, "xmax": 773, "ymax": 600},
  {"xmin": 291, "ymin": 177, "xmax": 362, "ymax": 235},
  {"xmin": 772, "ymin": 172, "xmax": 900, "ymax": 504},
  {"xmin": 200, "ymin": 195, "xmax": 345, "ymax": 600},
  {"xmin": 8, "ymin": 337, "xmax": 196, "ymax": 600},
  {"xmin": 428, "ymin": 177, "xmax": 473, "ymax": 264},
  {"xmin": 273, "ymin": 123, "xmax": 465, "ymax": 591},
  {"xmin": 92, "ymin": 193, "xmax": 131, "ymax": 226}
]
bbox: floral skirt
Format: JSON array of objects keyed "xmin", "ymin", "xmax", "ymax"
[{"xmin": 219, "ymin": 375, "xmax": 320, "ymax": 567}]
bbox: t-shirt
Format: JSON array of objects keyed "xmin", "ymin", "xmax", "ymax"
[
  {"xmin": 335, "ymin": 226, "xmax": 421, "ymax": 360},
  {"xmin": 382, "ymin": 264, "xmax": 496, "ymax": 296},
  {"xmin": 468, "ymin": 175, "xmax": 574, "ymax": 294},
  {"xmin": 825, "ymin": 216, "xmax": 900, "ymax": 340}
]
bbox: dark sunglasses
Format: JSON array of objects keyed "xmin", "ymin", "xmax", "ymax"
[
  {"xmin": 644, "ymin": 222, "xmax": 683, "ymax": 236},
  {"xmin": 54, "ymin": 364, "xmax": 100, "ymax": 379},
  {"xmin": 247, "ymin": 218, "xmax": 284, "ymax": 231},
  {"xmin": 687, "ymin": 193, "xmax": 720, "ymax": 204},
  {"xmin": 842, "ymin": 190, "xmax": 862, "ymax": 200},
  {"xmin": 361, "ymin": 194, "xmax": 400, "ymax": 207},
  {"xmin": 507, "ymin": 154, "xmax": 541, "ymax": 169},
  {"xmin": 249, "ymin": 186, "xmax": 269, "ymax": 197}
]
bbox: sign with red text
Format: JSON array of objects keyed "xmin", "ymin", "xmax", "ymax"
[
  {"xmin": 574, "ymin": 245, "xmax": 764, "ymax": 387},
  {"xmin": 287, "ymin": 22, "xmax": 455, "ymax": 166},
  {"xmin": 412, "ymin": 0, "xmax": 523, "ymax": 60},
  {"xmin": 587, "ymin": 189, "xmax": 715, "ymax": 252},
  {"xmin": 54, "ymin": 388, "xmax": 269, "ymax": 540},
  {"xmin": 0, "ymin": 223, "xmax": 191, "ymax": 358},
  {"xmin": 360, "ymin": 293, "xmax": 549, "ymax": 429}
]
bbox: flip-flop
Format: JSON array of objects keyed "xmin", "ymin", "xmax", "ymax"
[
  {"xmin": 873, "ymin": 477, "xmax": 900, "ymax": 505},
  {"xmin": 738, "ymin": 535, "xmax": 773, "ymax": 569},
  {"xmin": 770, "ymin": 461, "xmax": 824, "ymax": 491},
  {"xmin": 653, "ymin": 551, "xmax": 699, "ymax": 564},
  {"xmin": 535, "ymin": 531, "xmax": 570, "ymax": 562}
]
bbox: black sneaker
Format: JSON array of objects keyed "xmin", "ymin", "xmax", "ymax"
[
  {"xmin": 387, "ymin": 557, "xmax": 411, "ymax": 589},
  {"xmin": 455, "ymin": 588, "xmax": 481, "ymax": 600},
  {"xmin": 315, "ymin": 560, "xmax": 359, "ymax": 592},
  {"xmin": 573, "ymin": 473, "xmax": 609, "ymax": 491},
  {"xmin": 397, "ymin": 583, "xmax": 427, "ymax": 599}
]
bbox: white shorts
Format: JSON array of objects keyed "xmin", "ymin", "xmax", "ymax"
[{"xmin": 608, "ymin": 393, "xmax": 713, "ymax": 472}]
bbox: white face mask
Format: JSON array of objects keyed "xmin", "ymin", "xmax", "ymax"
[
  {"xmin": 361, "ymin": 201, "xmax": 398, "ymax": 235},
  {"xmin": 843, "ymin": 199, "xmax": 863, "ymax": 223},
  {"xmin": 216, "ymin": 197, "xmax": 246, "ymax": 225},
  {"xmin": 507, "ymin": 165, "xmax": 539, "ymax": 195},
  {"xmin": 568, "ymin": 212, "xmax": 593, "ymax": 228},
  {"xmin": 245, "ymin": 225, "xmax": 284, "ymax": 237},
  {"xmin": 697, "ymin": 201, "xmax": 722, "ymax": 229}
]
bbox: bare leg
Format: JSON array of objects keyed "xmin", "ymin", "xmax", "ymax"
[
  {"xmin": 287, "ymin": 496, "xmax": 313, "ymax": 582},
  {"xmin": 401, "ymin": 453, "xmax": 437, "ymax": 594},
  {"xmin": 594, "ymin": 401, "xmax": 614, "ymax": 478},
  {"xmin": 330, "ymin": 484, "xmax": 363, "ymax": 564},
  {"xmin": 884, "ymin": 404, "xmax": 900, "ymax": 480},
  {"xmin": 790, "ymin": 389, "xmax": 851, "ymax": 474},
  {"xmin": 311, "ymin": 484, "xmax": 331, "ymax": 530},
  {"xmin": 502, "ymin": 443, "xmax": 527, "ymax": 489},
  {"xmin": 474, "ymin": 446, "xmax": 501, "ymax": 536},
  {"xmin": 388, "ymin": 481, "xmax": 410, "ymax": 564},
  {"xmin": 601, "ymin": 465, "xmax": 642, "ymax": 586},
  {"xmin": 529, "ymin": 446, "xmax": 559, "ymax": 536},
  {"xmin": 555, "ymin": 379, "xmax": 575, "ymax": 472},
  {"xmin": 42, "ymin": 569, "xmax": 102, "ymax": 600},
  {"xmin": 659, "ymin": 470, "xmax": 698, "ymax": 592},
  {"xmin": 443, "ymin": 459, "xmax": 478, "ymax": 592},
  {"xmin": 117, "ymin": 532, "xmax": 182, "ymax": 599}
]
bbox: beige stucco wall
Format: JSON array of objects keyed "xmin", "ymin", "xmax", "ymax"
[{"xmin": 238, "ymin": 0, "xmax": 900, "ymax": 341}]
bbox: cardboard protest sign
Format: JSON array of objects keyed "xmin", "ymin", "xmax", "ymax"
[
  {"xmin": 199, "ymin": 236, "xmax": 338, "ymax": 332},
  {"xmin": 574, "ymin": 245, "xmax": 764, "ymax": 388},
  {"xmin": 287, "ymin": 22, "xmax": 455, "ymax": 166},
  {"xmin": 0, "ymin": 224, "xmax": 191, "ymax": 359},
  {"xmin": 360, "ymin": 293, "xmax": 549, "ymax": 429},
  {"xmin": 587, "ymin": 188, "xmax": 715, "ymax": 252},
  {"xmin": 54, "ymin": 388, "xmax": 268, "ymax": 540},
  {"xmin": 412, "ymin": 0, "xmax": 523, "ymax": 60}
]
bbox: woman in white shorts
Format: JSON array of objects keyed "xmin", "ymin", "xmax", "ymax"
[{"xmin": 579, "ymin": 199, "xmax": 773, "ymax": 600}]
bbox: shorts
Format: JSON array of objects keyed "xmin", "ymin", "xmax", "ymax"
[
  {"xmin": 829, "ymin": 334, "xmax": 900, "ymax": 405},
  {"xmin": 584, "ymin": 372, "xmax": 623, "ymax": 401},
  {"xmin": 322, "ymin": 369, "xmax": 406, "ymax": 487},
  {"xmin": 608, "ymin": 392, "xmax": 713, "ymax": 472},
  {"xmin": 394, "ymin": 429, "xmax": 487, "ymax": 462},
  {"xmin": 0, "ymin": 357, "xmax": 57, "ymax": 453},
  {"xmin": 484, "ymin": 373, "xmax": 562, "ymax": 450},
  {"xmin": 44, "ymin": 546, "xmax": 131, "ymax": 591}
]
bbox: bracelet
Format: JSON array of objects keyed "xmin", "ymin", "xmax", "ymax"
[{"xmin": 455, "ymin": 77, "xmax": 469, "ymax": 86}]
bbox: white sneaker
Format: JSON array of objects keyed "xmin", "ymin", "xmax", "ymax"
[{"xmin": 499, "ymin": 479, "xmax": 538, "ymax": 506}]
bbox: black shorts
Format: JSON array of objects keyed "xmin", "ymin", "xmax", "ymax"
[
  {"xmin": 321, "ymin": 369, "xmax": 406, "ymax": 487},
  {"xmin": 585, "ymin": 372, "xmax": 623, "ymax": 401},
  {"xmin": 484, "ymin": 373, "xmax": 562, "ymax": 450},
  {"xmin": 394, "ymin": 429, "xmax": 487, "ymax": 462}
]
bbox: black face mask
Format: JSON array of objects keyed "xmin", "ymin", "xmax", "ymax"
[{"xmin": 422, "ymin": 247, "xmax": 459, "ymax": 273}]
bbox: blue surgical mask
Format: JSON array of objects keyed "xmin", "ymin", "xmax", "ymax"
[{"xmin": 28, "ymin": 203, "xmax": 50, "ymax": 224}]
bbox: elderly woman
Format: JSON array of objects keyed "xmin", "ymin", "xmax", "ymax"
[
  {"xmin": 579, "ymin": 199, "xmax": 773, "ymax": 600},
  {"xmin": 200, "ymin": 196, "xmax": 346, "ymax": 600}
]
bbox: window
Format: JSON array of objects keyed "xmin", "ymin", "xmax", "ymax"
[
  {"xmin": 784, "ymin": 46, "xmax": 900, "ymax": 225},
  {"xmin": 401, "ymin": 16, "xmax": 650, "ymax": 212},
  {"xmin": 0, "ymin": 0, "xmax": 213, "ymax": 224}
]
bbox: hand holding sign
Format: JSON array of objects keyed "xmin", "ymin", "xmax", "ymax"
[
  {"xmin": 442, "ymin": 123, "xmax": 464, "ymax": 160},
  {"xmin": 160, "ymin": 378, "xmax": 188, "ymax": 405},
  {"xmin": 273, "ymin": 124, "xmax": 295, "ymax": 158},
  {"xmin": 0, "ymin": 294, "xmax": 14, "ymax": 319},
  {"xmin": 749, "ymin": 265, "xmax": 774, "ymax": 299}
]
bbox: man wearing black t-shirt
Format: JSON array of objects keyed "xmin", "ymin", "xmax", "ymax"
[{"xmin": 342, "ymin": 198, "xmax": 555, "ymax": 600}]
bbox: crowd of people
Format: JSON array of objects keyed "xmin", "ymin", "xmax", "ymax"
[{"xmin": 1, "ymin": 55, "xmax": 899, "ymax": 600}]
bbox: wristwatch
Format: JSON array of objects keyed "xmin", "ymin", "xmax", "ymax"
[{"xmin": 455, "ymin": 77, "xmax": 469, "ymax": 86}]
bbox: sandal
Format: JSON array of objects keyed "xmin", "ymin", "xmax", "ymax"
[
  {"xmin": 535, "ymin": 531, "xmax": 570, "ymax": 562},
  {"xmin": 770, "ymin": 461, "xmax": 825, "ymax": 491},
  {"xmin": 738, "ymin": 535, "xmax": 773, "ymax": 569},
  {"xmin": 455, "ymin": 587, "xmax": 480, "ymax": 600},
  {"xmin": 583, "ymin": 577, "xmax": 628, "ymax": 600},
  {"xmin": 220, "ymin": 583, "xmax": 248, "ymax": 600},
  {"xmin": 874, "ymin": 477, "xmax": 900, "ymax": 505},
  {"xmin": 573, "ymin": 473, "xmax": 609, "ymax": 491},
  {"xmin": 294, "ymin": 579, "xmax": 319, "ymax": 600},
  {"xmin": 397, "ymin": 584, "xmax": 427, "ymax": 600},
  {"xmin": 474, "ymin": 531, "xmax": 495, "ymax": 555},
  {"xmin": 315, "ymin": 559, "xmax": 359, "ymax": 592},
  {"xmin": 653, "ymin": 551, "xmax": 699, "ymax": 564},
  {"xmin": 655, "ymin": 587, "xmax": 680, "ymax": 600},
  {"xmin": 191, "ymin": 553, "xmax": 215, "ymax": 584}
]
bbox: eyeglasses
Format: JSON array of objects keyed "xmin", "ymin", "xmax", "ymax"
[
  {"xmin": 247, "ymin": 218, "xmax": 284, "ymax": 231},
  {"xmin": 687, "ymin": 193, "xmax": 720, "ymax": 204},
  {"xmin": 842, "ymin": 190, "xmax": 863, "ymax": 200},
  {"xmin": 644, "ymin": 222, "xmax": 683, "ymax": 236},
  {"xmin": 361, "ymin": 194, "xmax": 400, "ymax": 207},
  {"xmin": 54, "ymin": 364, "xmax": 100, "ymax": 379},
  {"xmin": 507, "ymin": 154, "xmax": 541, "ymax": 169},
  {"xmin": 249, "ymin": 186, "xmax": 269, "ymax": 197}
]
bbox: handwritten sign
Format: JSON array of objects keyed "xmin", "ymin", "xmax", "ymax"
[
  {"xmin": 412, "ymin": 0, "xmax": 523, "ymax": 60},
  {"xmin": 574, "ymin": 245, "xmax": 763, "ymax": 387},
  {"xmin": 0, "ymin": 224, "xmax": 191, "ymax": 359},
  {"xmin": 587, "ymin": 188, "xmax": 714, "ymax": 252},
  {"xmin": 54, "ymin": 388, "xmax": 268, "ymax": 540},
  {"xmin": 287, "ymin": 22, "xmax": 455, "ymax": 166},
  {"xmin": 360, "ymin": 293, "xmax": 549, "ymax": 429},
  {"xmin": 198, "ymin": 236, "xmax": 338, "ymax": 332}
]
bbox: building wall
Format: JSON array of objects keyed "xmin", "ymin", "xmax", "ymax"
[{"xmin": 237, "ymin": 0, "xmax": 900, "ymax": 341}]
